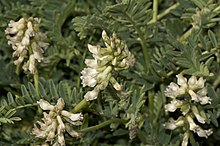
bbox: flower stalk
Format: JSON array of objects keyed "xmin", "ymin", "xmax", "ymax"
[{"xmin": 80, "ymin": 118, "xmax": 126, "ymax": 133}]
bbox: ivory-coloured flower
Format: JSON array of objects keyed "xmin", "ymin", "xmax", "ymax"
[
  {"xmin": 81, "ymin": 30, "xmax": 135, "ymax": 101},
  {"xmin": 164, "ymin": 82, "xmax": 185, "ymax": 98},
  {"xmin": 164, "ymin": 99, "xmax": 183, "ymax": 112},
  {"xmin": 32, "ymin": 98, "xmax": 83, "ymax": 146},
  {"xmin": 186, "ymin": 115, "xmax": 212, "ymax": 138},
  {"xmin": 164, "ymin": 74, "xmax": 213, "ymax": 145},
  {"xmin": 163, "ymin": 117, "xmax": 185, "ymax": 130},
  {"xmin": 5, "ymin": 17, "xmax": 49, "ymax": 74}
]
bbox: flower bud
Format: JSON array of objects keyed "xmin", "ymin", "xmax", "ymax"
[
  {"xmin": 177, "ymin": 74, "xmax": 187, "ymax": 88},
  {"xmin": 37, "ymin": 99, "xmax": 54, "ymax": 110},
  {"xmin": 192, "ymin": 105, "xmax": 205, "ymax": 124},
  {"xmin": 88, "ymin": 44, "xmax": 98, "ymax": 54},
  {"xmin": 197, "ymin": 77, "xmax": 205, "ymax": 89},
  {"xmin": 56, "ymin": 98, "xmax": 65, "ymax": 111},
  {"xmin": 188, "ymin": 90, "xmax": 199, "ymax": 102},
  {"xmin": 188, "ymin": 76, "xmax": 197, "ymax": 89},
  {"xmin": 196, "ymin": 128, "xmax": 213, "ymax": 138},
  {"xmin": 84, "ymin": 89, "xmax": 99, "ymax": 101},
  {"xmin": 110, "ymin": 77, "xmax": 121, "ymax": 91},
  {"xmin": 186, "ymin": 115, "xmax": 198, "ymax": 132}
]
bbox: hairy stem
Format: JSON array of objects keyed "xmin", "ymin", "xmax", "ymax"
[
  {"xmin": 14, "ymin": 103, "xmax": 38, "ymax": 110},
  {"xmin": 77, "ymin": 50, "xmax": 87, "ymax": 89},
  {"xmin": 125, "ymin": 12, "xmax": 150, "ymax": 72},
  {"xmin": 15, "ymin": 64, "xmax": 20, "ymax": 75},
  {"xmin": 80, "ymin": 118, "xmax": 126, "ymax": 133},
  {"xmin": 157, "ymin": 2, "xmax": 180, "ymax": 20},
  {"xmin": 71, "ymin": 99, "xmax": 88, "ymax": 113},
  {"xmin": 148, "ymin": 89, "xmax": 155, "ymax": 127},
  {"xmin": 179, "ymin": 27, "xmax": 193, "ymax": 43},
  {"xmin": 148, "ymin": 2, "xmax": 180, "ymax": 25},
  {"xmin": 179, "ymin": 5, "xmax": 220, "ymax": 43},
  {"xmin": 152, "ymin": 0, "xmax": 158, "ymax": 23},
  {"xmin": 213, "ymin": 74, "xmax": 220, "ymax": 89}
]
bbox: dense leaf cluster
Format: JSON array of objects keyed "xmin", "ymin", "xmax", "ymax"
[{"xmin": 0, "ymin": 0, "xmax": 219, "ymax": 145}]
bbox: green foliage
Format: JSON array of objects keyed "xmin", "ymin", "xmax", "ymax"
[{"xmin": 0, "ymin": 0, "xmax": 219, "ymax": 145}]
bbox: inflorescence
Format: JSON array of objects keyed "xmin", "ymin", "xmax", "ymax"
[
  {"xmin": 81, "ymin": 30, "xmax": 135, "ymax": 101},
  {"xmin": 164, "ymin": 74, "xmax": 212, "ymax": 146},
  {"xmin": 32, "ymin": 98, "xmax": 83, "ymax": 146},
  {"xmin": 5, "ymin": 17, "xmax": 49, "ymax": 74}
]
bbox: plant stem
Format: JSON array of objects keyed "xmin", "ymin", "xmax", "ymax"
[
  {"xmin": 77, "ymin": 50, "xmax": 87, "ymax": 89},
  {"xmin": 178, "ymin": 4, "xmax": 220, "ymax": 43},
  {"xmin": 34, "ymin": 70, "xmax": 39, "ymax": 97},
  {"xmin": 148, "ymin": 2, "xmax": 180, "ymax": 25},
  {"xmin": 80, "ymin": 118, "xmax": 126, "ymax": 133},
  {"xmin": 71, "ymin": 99, "xmax": 88, "ymax": 113},
  {"xmin": 157, "ymin": 2, "xmax": 180, "ymax": 20},
  {"xmin": 15, "ymin": 64, "xmax": 20, "ymax": 75},
  {"xmin": 125, "ymin": 12, "xmax": 150, "ymax": 72},
  {"xmin": 152, "ymin": 0, "xmax": 158, "ymax": 23},
  {"xmin": 179, "ymin": 27, "xmax": 193, "ymax": 43},
  {"xmin": 213, "ymin": 74, "xmax": 220, "ymax": 89},
  {"xmin": 214, "ymin": 5, "xmax": 220, "ymax": 12},
  {"xmin": 148, "ymin": 89, "xmax": 154, "ymax": 127},
  {"xmin": 166, "ymin": 67, "xmax": 180, "ymax": 77},
  {"xmin": 14, "ymin": 103, "xmax": 38, "ymax": 110}
]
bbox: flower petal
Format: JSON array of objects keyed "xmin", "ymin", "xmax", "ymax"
[{"xmin": 37, "ymin": 99, "xmax": 54, "ymax": 110}]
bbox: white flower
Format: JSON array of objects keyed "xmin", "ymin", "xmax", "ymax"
[
  {"xmin": 187, "ymin": 115, "xmax": 199, "ymax": 132},
  {"xmin": 81, "ymin": 68, "xmax": 99, "ymax": 87},
  {"xmin": 84, "ymin": 89, "xmax": 99, "ymax": 101},
  {"xmin": 196, "ymin": 127, "xmax": 213, "ymax": 138},
  {"xmin": 109, "ymin": 77, "xmax": 121, "ymax": 91},
  {"xmin": 81, "ymin": 30, "xmax": 135, "ymax": 101},
  {"xmin": 197, "ymin": 88, "xmax": 211, "ymax": 105},
  {"xmin": 164, "ymin": 117, "xmax": 184, "ymax": 130},
  {"xmin": 199, "ymin": 96, "xmax": 212, "ymax": 105},
  {"xmin": 23, "ymin": 54, "xmax": 36, "ymax": 74},
  {"xmin": 164, "ymin": 82, "xmax": 181, "ymax": 98},
  {"xmin": 61, "ymin": 111, "xmax": 83, "ymax": 125},
  {"xmin": 37, "ymin": 99, "xmax": 54, "ymax": 110},
  {"xmin": 85, "ymin": 59, "xmax": 98, "ymax": 68},
  {"xmin": 88, "ymin": 44, "xmax": 99, "ymax": 55},
  {"xmin": 164, "ymin": 121, "xmax": 177, "ymax": 130},
  {"xmin": 164, "ymin": 99, "xmax": 183, "ymax": 112},
  {"xmin": 186, "ymin": 115, "xmax": 212, "ymax": 138},
  {"xmin": 188, "ymin": 89, "xmax": 199, "ymax": 102},
  {"xmin": 177, "ymin": 74, "xmax": 187, "ymax": 88},
  {"xmin": 191, "ymin": 105, "xmax": 206, "ymax": 124},
  {"xmin": 5, "ymin": 17, "xmax": 49, "ymax": 74},
  {"xmin": 188, "ymin": 76, "xmax": 205, "ymax": 90},
  {"xmin": 165, "ymin": 74, "xmax": 213, "ymax": 141},
  {"xmin": 32, "ymin": 98, "xmax": 83, "ymax": 145},
  {"xmin": 188, "ymin": 76, "xmax": 197, "ymax": 89},
  {"xmin": 197, "ymin": 77, "xmax": 206, "ymax": 89},
  {"xmin": 188, "ymin": 89, "xmax": 211, "ymax": 105}
]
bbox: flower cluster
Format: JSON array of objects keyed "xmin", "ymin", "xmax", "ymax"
[
  {"xmin": 81, "ymin": 30, "xmax": 135, "ymax": 101},
  {"xmin": 32, "ymin": 98, "xmax": 83, "ymax": 146},
  {"xmin": 5, "ymin": 17, "xmax": 49, "ymax": 74},
  {"xmin": 164, "ymin": 74, "xmax": 212, "ymax": 146}
]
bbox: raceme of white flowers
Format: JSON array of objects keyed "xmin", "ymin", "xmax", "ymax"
[
  {"xmin": 32, "ymin": 98, "xmax": 83, "ymax": 146},
  {"xmin": 164, "ymin": 74, "xmax": 212, "ymax": 146},
  {"xmin": 81, "ymin": 30, "xmax": 135, "ymax": 101},
  {"xmin": 5, "ymin": 17, "xmax": 49, "ymax": 74}
]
